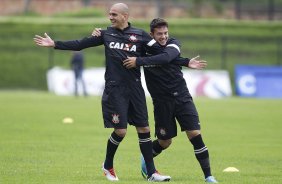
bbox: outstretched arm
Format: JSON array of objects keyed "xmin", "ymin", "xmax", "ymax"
[
  {"xmin": 123, "ymin": 55, "xmax": 207, "ymax": 69},
  {"xmin": 124, "ymin": 38, "xmax": 187, "ymax": 68},
  {"xmin": 172, "ymin": 57, "xmax": 190, "ymax": 66},
  {"xmin": 34, "ymin": 32, "xmax": 104, "ymax": 51},
  {"xmin": 33, "ymin": 33, "xmax": 55, "ymax": 47},
  {"xmin": 123, "ymin": 44, "xmax": 180, "ymax": 68}
]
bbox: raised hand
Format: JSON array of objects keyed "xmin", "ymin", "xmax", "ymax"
[
  {"xmin": 92, "ymin": 28, "xmax": 102, "ymax": 37},
  {"xmin": 188, "ymin": 55, "xmax": 207, "ymax": 69},
  {"xmin": 33, "ymin": 33, "xmax": 55, "ymax": 47}
]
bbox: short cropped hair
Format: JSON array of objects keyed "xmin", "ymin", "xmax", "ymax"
[{"xmin": 150, "ymin": 18, "xmax": 168, "ymax": 33}]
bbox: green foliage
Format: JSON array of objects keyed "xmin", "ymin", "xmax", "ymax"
[
  {"xmin": 53, "ymin": 7, "xmax": 105, "ymax": 18},
  {"xmin": 0, "ymin": 19, "xmax": 106, "ymax": 90},
  {"xmin": 212, "ymin": 1, "xmax": 224, "ymax": 14},
  {"xmin": 0, "ymin": 17, "xmax": 282, "ymax": 90},
  {"xmin": 0, "ymin": 91, "xmax": 281, "ymax": 184},
  {"xmin": 21, "ymin": 11, "xmax": 42, "ymax": 17}
]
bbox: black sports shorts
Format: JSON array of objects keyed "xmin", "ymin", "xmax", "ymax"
[
  {"xmin": 102, "ymin": 82, "xmax": 149, "ymax": 129},
  {"xmin": 153, "ymin": 97, "xmax": 200, "ymax": 140}
]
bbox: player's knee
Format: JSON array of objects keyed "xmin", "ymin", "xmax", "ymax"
[
  {"xmin": 186, "ymin": 130, "xmax": 201, "ymax": 140},
  {"xmin": 115, "ymin": 129, "xmax": 127, "ymax": 137},
  {"xmin": 136, "ymin": 126, "xmax": 150, "ymax": 133},
  {"xmin": 159, "ymin": 139, "xmax": 172, "ymax": 149}
]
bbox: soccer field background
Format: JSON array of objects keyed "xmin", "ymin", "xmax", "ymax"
[{"xmin": 0, "ymin": 91, "xmax": 281, "ymax": 184}]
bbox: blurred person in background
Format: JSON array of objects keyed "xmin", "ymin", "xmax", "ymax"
[{"xmin": 70, "ymin": 51, "xmax": 88, "ymax": 97}]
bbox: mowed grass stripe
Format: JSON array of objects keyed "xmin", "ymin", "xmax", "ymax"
[{"xmin": 0, "ymin": 91, "xmax": 281, "ymax": 184}]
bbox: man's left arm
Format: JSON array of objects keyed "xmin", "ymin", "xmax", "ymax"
[
  {"xmin": 123, "ymin": 54, "xmax": 207, "ymax": 69},
  {"xmin": 123, "ymin": 40, "xmax": 181, "ymax": 68},
  {"xmin": 123, "ymin": 37, "xmax": 207, "ymax": 69},
  {"xmin": 173, "ymin": 57, "xmax": 190, "ymax": 67},
  {"xmin": 140, "ymin": 41, "xmax": 181, "ymax": 65}
]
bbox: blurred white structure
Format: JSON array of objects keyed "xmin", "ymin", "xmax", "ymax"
[{"xmin": 47, "ymin": 67, "xmax": 232, "ymax": 98}]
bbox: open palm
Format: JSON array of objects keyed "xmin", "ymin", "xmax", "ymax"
[
  {"xmin": 188, "ymin": 56, "xmax": 207, "ymax": 69},
  {"xmin": 33, "ymin": 33, "xmax": 55, "ymax": 47}
]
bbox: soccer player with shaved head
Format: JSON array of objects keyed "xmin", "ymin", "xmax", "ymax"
[{"xmin": 34, "ymin": 3, "xmax": 171, "ymax": 182}]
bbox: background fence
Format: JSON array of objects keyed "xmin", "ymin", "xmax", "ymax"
[{"xmin": 2, "ymin": 0, "xmax": 282, "ymax": 20}]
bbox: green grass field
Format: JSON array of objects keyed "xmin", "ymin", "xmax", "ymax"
[{"xmin": 0, "ymin": 91, "xmax": 281, "ymax": 184}]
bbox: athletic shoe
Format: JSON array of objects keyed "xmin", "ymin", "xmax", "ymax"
[
  {"xmin": 205, "ymin": 176, "xmax": 218, "ymax": 183},
  {"xmin": 147, "ymin": 171, "xmax": 171, "ymax": 182},
  {"xmin": 140, "ymin": 155, "xmax": 148, "ymax": 179},
  {"xmin": 102, "ymin": 163, "xmax": 119, "ymax": 181}
]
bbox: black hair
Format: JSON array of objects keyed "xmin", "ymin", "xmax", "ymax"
[{"xmin": 150, "ymin": 18, "xmax": 168, "ymax": 33}]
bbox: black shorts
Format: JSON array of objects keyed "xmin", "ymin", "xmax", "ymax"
[
  {"xmin": 153, "ymin": 97, "xmax": 200, "ymax": 140},
  {"xmin": 102, "ymin": 82, "xmax": 149, "ymax": 129}
]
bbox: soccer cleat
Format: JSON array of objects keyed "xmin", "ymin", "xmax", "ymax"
[
  {"xmin": 205, "ymin": 176, "xmax": 218, "ymax": 183},
  {"xmin": 140, "ymin": 155, "xmax": 148, "ymax": 179},
  {"xmin": 102, "ymin": 164, "xmax": 119, "ymax": 181},
  {"xmin": 147, "ymin": 171, "xmax": 171, "ymax": 182}
]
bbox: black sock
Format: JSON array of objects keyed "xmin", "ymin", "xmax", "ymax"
[
  {"xmin": 104, "ymin": 131, "xmax": 124, "ymax": 169},
  {"xmin": 190, "ymin": 134, "xmax": 212, "ymax": 178},
  {"xmin": 138, "ymin": 132, "xmax": 156, "ymax": 176},
  {"xmin": 152, "ymin": 140, "xmax": 165, "ymax": 157}
]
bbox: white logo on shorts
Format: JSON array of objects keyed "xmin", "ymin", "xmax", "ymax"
[
  {"xmin": 159, "ymin": 128, "xmax": 166, "ymax": 136},
  {"xmin": 112, "ymin": 114, "xmax": 120, "ymax": 124}
]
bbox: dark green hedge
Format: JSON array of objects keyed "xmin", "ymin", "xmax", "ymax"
[{"xmin": 0, "ymin": 17, "xmax": 281, "ymax": 90}]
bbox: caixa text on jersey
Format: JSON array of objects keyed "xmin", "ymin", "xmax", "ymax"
[{"xmin": 109, "ymin": 42, "xmax": 137, "ymax": 52}]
